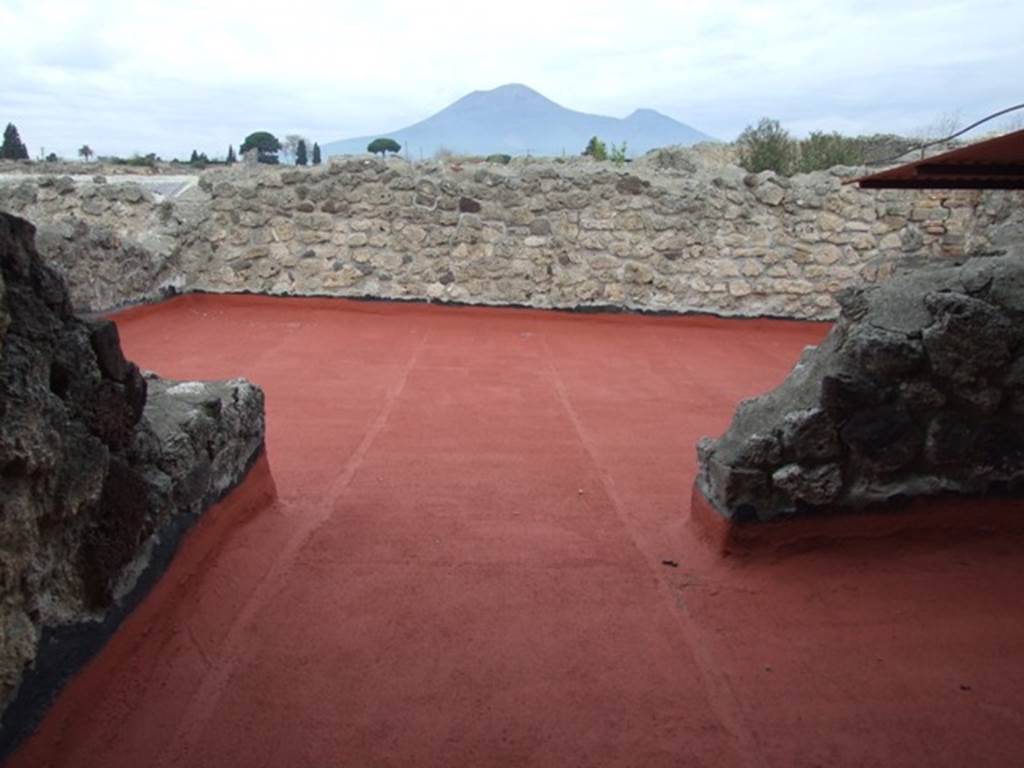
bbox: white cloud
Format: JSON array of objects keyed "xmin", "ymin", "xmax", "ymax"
[{"xmin": 1, "ymin": 0, "xmax": 1021, "ymax": 158}]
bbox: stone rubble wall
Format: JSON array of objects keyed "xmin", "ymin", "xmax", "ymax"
[
  {"xmin": 0, "ymin": 213, "xmax": 265, "ymax": 754},
  {"xmin": 0, "ymin": 156, "xmax": 1022, "ymax": 317},
  {"xmin": 697, "ymin": 252, "xmax": 1024, "ymax": 521}
]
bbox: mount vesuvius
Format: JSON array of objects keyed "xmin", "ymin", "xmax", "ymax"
[{"xmin": 322, "ymin": 84, "xmax": 714, "ymax": 158}]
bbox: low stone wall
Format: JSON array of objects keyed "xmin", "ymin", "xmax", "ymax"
[{"xmin": 1, "ymin": 156, "xmax": 1020, "ymax": 318}]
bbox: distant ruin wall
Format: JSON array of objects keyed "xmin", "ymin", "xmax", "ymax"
[{"xmin": 0, "ymin": 157, "xmax": 1021, "ymax": 318}]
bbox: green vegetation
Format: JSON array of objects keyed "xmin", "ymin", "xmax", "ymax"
[
  {"xmin": 312, "ymin": 142, "xmax": 322, "ymax": 165},
  {"xmin": 1, "ymin": 123, "xmax": 29, "ymax": 159},
  {"xmin": 610, "ymin": 141, "xmax": 628, "ymax": 166},
  {"xmin": 240, "ymin": 131, "xmax": 281, "ymax": 164},
  {"xmin": 226, "ymin": 145, "xmax": 237, "ymax": 164},
  {"xmin": 736, "ymin": 117, "xmax": 922, "ymax": 175},
  {"xmin": 281, "ymin": 134, "xmax": 309, "ymax": 164},
  {"xmin": 486, "ymin": 153, "xmax": 512, "ymax": 164},
  {"xmin": 296, "ymin": 139, "xmax": 308, "ymax": 166},
  {"xmin": 851, "ymin": 134, "xmax": 921, "ymax": 164},
  {"xmin": 582, "ymin": 136, "xmax": 607, "ymax": 161},
  {"xmin": 189, "ymin": 150, "xmax": 211, "ymax": 166},
  {"xmin": 797, "ymin": 131, "xmax": 862, "ymax": 172},
  {"xmin": 78, "ymin": 145, "xmax": 93, "ymax": 162},
  {"xmin": 736, "ymin": 118, "xmax": 797, "ymax": 175},
  {"xmin": 45, "ymin": 152, "xmax": 58, "ymax": 163},
  {"xmin": 105, "ymin": 153, "xmax": 159, "ymax": 168},
  {"xmin": 368, "ymin": 137, "xmax": 401, "ymax": 157},
  {"xmin": 796, "ymin": 131, "xmax": 920, "ymax": 172},
  {"xmin": 580, "ymin": 137, "xmax": 630, "ymax": 164}
]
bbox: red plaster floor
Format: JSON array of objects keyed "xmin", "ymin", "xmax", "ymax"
[{"xmin": 9, "ymin": 294, "xmax": 1024, "ymax": 768}]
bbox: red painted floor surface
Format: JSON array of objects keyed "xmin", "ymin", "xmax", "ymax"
[{"xmin": 10, "ymin": 295, "xmax": 1024, "ymax": 768}]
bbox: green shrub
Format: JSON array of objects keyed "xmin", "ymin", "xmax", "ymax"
[
  {"xmin": 105, "ymin": 153, "xmax": 159, "ymax": 168},
  {"xmin": 582, "ymin": 136, "xmax": 608, "ymax": 161},
  {"xmin": 610, "ymin": 141, "xmax": 628, "ymax": 166},
  {"xmin": 485, "ymin": 153, "xmax": 512, "ymax": 164},
  {"xmin": 797, "ymin": 131, "xmax": 863, "ymax": 172},
  {"xmin": 736, "ymin": 118, "xmax": 797, "ymax": 175},
  {"xmin": 738, "ymin": 119, "xmax": 920, "ymax": 174}
]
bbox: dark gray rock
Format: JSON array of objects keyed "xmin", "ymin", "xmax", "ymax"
[
  {"xmin": 989, "ymin": 259, "xmax": 1024, "ymax": 313},
  {"xmin": 862, "ymin": 266, "xmax": 954, "ymax": 333},
  {"xmin": 458, "ymin": 196, "xmax": 482, "ymax": 213},
  {"xmin": 900, "ymin": 380, "xmax": 947, "ymax": 413},
  {"xmin": 840, "ymin": 404, "xmax": 921, "ymax": 471},
  {"xmin": 925, "ymin": 413, "xmax": 973, "ymax": 465},
  {"xmin": 950, "ymin": 380, "xmax": 1003, "ymax": 414},
  {"xmin": 698, "ymin": 251, "xmax": 1024, "ymax": 520},
  {"xmin": 966, "ymin": 420, "xmax": 1024, "ymax": 482},
  {"xmin": 698, "ymin": 438, "xmax": 770, "ymax": 518},
  {"xmin": 781, "ymin": 408, "xmax": 840, "ymax": 463},
  {"xmin": 922, "ymin": 292, "xmax": 1011, "ymax": 382},
  {"xmin": 615, "ymin": 175, "xmax": 649, "ymax": 195},
  {"xmin": 1003, "ymin": 356, "xmax": 1024, "ymax": 389},
  {"xmin": 528, "ymin": 218, "xmax": 552, "ymax": 236},
  {"xmin": 89, "ymin": 320, "xmax": 129, "ymax": 381},
  {"xmin": 0, "ymin": 212, "xmax": 265, "ymax": 751},
  {"xmin": 772, "ymin": 463, "xmax": 843, "ymax": 505},
  {"xmin": 845, "ymin": 324, "xmax": 924, "ymax": 380},
  {"xmin": 734, "ymin": 433, "xmax": 783, "ymax": 468},
  {"xmin": 820, "ymin": 374, "xmax": 892, "ymax": 419}
]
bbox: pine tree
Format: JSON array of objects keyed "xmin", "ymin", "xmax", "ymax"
[
  {"xmin": 312, "ymin": 142, "xmax": 322, "ymax": 165},
  {"xmin": 227, "ymin": 145, "xmax": 237, "ymax": 164},
  {"xmin": 239, "ymin": 131, "xmax": 281, "ymax": 164},
  {"xmin": 189, "ymin": 149, "xmax": 200, "ymax": 164},
  {"xmin": 367, "ymin": 138, "xmax": 401, "ymax": 157},
  {"xmin": 296, "ymin": 139, "xmax": 308, "ymax": 166},
  {"xmin": 1, "ymin": 123, "xmax": 29, "ymax": 160}
]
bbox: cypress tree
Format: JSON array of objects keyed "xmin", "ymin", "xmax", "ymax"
[
  {"xmin": 312, "ymin": 142, "xmax": 321, "ymax": 165},
  {"xmin": 296, "ymin": 139, "xmax": 308, "ymax": 166},
  {"xmin": 227, "ymin": 145, "xmax": 237, "ymax": 164},
  {"xmin": 1, "ymin": 123, "xmax": 29, "ymax": 160}
]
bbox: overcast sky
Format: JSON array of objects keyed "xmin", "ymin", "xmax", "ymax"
[{"xmin": 2, "ymin": 0, "xmax": 1022, "ymax": 160}]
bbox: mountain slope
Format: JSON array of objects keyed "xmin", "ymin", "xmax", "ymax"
[{"xmin": 322, "ymin": 84, "xmax": 714, "ymax": 158}]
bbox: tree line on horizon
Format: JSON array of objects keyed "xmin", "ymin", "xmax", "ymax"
[{"xmin": 1, "ymin": 118, "xmax": 974, "ymax": 175}]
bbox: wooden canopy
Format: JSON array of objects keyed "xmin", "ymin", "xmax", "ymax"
[{"xmin": 850, "ymin": 129, "xmax": 1024, "ymax": 190}]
